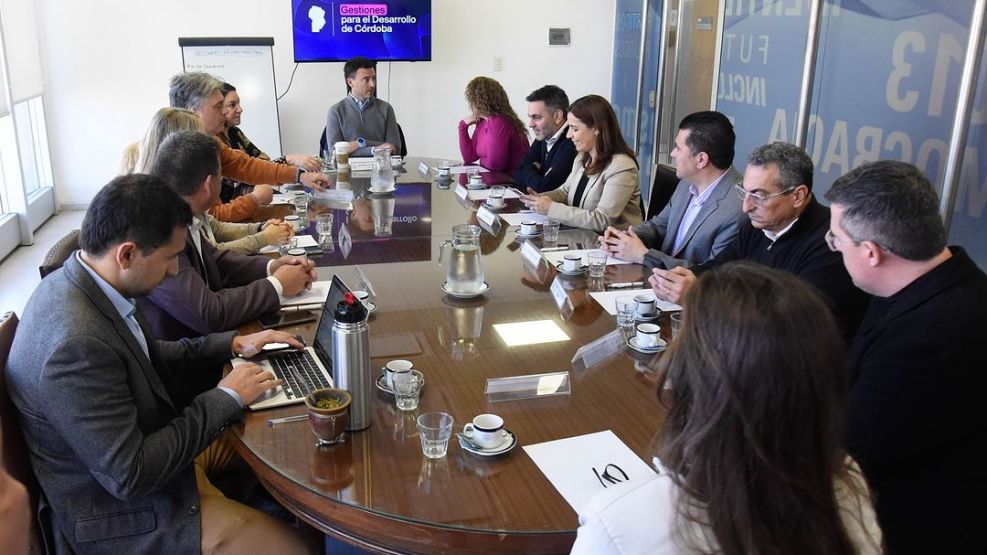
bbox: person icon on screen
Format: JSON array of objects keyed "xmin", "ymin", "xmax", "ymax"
[{"xmin": 308, "ymin": 5, "xmax": 326, "ymax": 33}]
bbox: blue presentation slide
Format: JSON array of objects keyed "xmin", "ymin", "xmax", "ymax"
[{"xmin": 293, "ymin": 1, "xmax": 432, "ymax": 62}]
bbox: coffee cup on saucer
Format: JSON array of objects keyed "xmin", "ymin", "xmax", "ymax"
[
  {"xmin": 283, "ymin": 214, "xmax": 303, "ymax": 232},
  {"xmin": 562, "ymin": 253, "xmax": 582, "ymax": 272},
  {"xmin": 520, "ymin": 221, "xmax": 539, "ymax": 235},
  {"xmin": 634, "ymin": 294, "xmax": 657, "ymax": 318},
  {"xmin": 384, "ymin": 359, "xmax": 414, "ymax": 389},
  {"xmin": 437, "ymin": 162, "xmax": 451, "ymax": 178},
  {"xmin": 463, "ymin": 414, "xmax": 504, "ymax": 449},
  {"xmin": 635, "ymin": 323, "xmax": 661, "ymax": 348},
  {"xmin": 487, "ymin": 186, "xmax": 506, "ymax": 208},
  {"xmin": 390, "ymin": 155, "xmax": 403, "ymax": 169},
  {"xmin": 468, "ymin": 170, "xmax": 483, "ymax": 187}
]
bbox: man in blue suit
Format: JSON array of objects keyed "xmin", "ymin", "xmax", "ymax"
[
  {"xmin": 600, "ymin": 111, "xmax": 744, "ymax": 269},
  {"xmin": 513, "ymin": 85, "xmax": 578, "ymax": 193}
]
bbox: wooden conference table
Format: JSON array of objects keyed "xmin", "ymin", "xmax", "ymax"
[{"xmin": 232, "ymin": 158, "xmax": 668, "ymax": 554}]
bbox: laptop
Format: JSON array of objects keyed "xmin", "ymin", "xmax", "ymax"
[{"xmin": 234, "ymin": 275, "xmax": 353, "ymax": 410}]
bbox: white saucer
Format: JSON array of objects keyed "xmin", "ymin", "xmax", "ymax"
[
  {"xmin": 368, "ymin": 186, "xmax": 396, "ymax": 195},
  {"xmin": 634, "ymin": 312, "xmax": 661, "ymax": 322},
  {"xmin": 375, "ymin": 373, "xmax": 426, "ymax": 395},
  {"xmin": 514, "ymin": 229, "xmax": 542, "ymax": 238},
  {"xmin": 459, "ymin": 429, "xmax": 517, "ymax": 457},
  {"xmin": 482, "ymin": 201, "xmax": 506, "ymax": 211},
  {"xmin": 555, "ymin": 262, "xmax": 588, "ymax": 276},
  {"xmin": 627, "ymin": 336, "xmax": 667, "ymax": 354},
  {"xmin": 441, "ymin": 281, "xmax": 490, "ymax": 298}
]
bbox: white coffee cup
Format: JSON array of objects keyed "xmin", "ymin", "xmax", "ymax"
[
  {"xmin": 488, "ymin": 186, "xmax": 505, "ymax": 208},
  {"xmin": 334, "ymin": 141, "xmax": 350, "ymax": 167},
  {"xmin": 437, "ymin": 162, "xmax": 451, "ymax": 177},
  {"xmin": 634, "ymin": 294, "xmax": 657, "ymax": 317},
  {"xmin": 636, "ymin": 323, "xmax": 661, "ymax": 348},
  {"xmin": 384, "ymin": 359, "xmax": 414, "ymax": 389},
  {"xmin": 520, "ymin": 220, "xmax": 539, "ymax": 235},
  {"xmin": 463, "ymin": 413, "xmax": 505, "ymax": 449},
  {"xmin": 468, "ymin": 172, "xmax": 483, "ymax": 186},
  {"xmin": 390, "ymin": 155, "xmax": 403, "ymax": 169},
  {"xmin": 562, "ymin": 253, "xmax": 582, "ymax": 272},
  {"xmin": 286, "ymin": 247, "xmax": 307, "ymax": 259},
  {"xmin": 283, "ymin": 214, "xmax": 302, "ymax": 232}
]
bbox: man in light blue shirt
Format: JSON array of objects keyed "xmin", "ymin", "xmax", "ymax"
[{"xmin": 601, "ymin": 111, "xmax": 745, "ymax": 269}]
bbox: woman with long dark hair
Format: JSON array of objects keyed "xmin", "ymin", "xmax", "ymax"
[
  {"xmin": 572, "ymin": 262, "xmax": 882, "ymax": 555},
  {"xmin": 458, "ymin": 76, "xmax": 529, "ymax": 172},
  {"xmin": 521, "ymin": 94, "xmax": 642, "ymax": 232}
]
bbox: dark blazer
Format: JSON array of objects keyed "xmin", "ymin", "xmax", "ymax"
[
  {"xmin": 695, "ymin": 197, "xmax": 869, "ymax": 337},
  {"xmin": 631, "ymin": 167, "xmax": 745, "ymax": 269},
  {"xmin": 139, "ymin": 228, "xmax": 279, "ymax": 341},
  {"xmin": 513, "ymin": 126, "xmax": 577, "ymax": 193},
  {"xmin": 845, "ymin": 247, "xmax": 987, "ymax": 555},
  {"xmin": 5, "ymin": 255, "xmax": 242, "ymax": 554}
]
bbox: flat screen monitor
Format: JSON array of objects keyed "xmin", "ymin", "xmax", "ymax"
[{"xmin": 292, "ymin": 1, "xmax": 432, "ymax": 62}]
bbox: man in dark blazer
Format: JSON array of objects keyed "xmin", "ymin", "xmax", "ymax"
[
  {"xmin": 138, "ymin": 131, "xmax": 317, "ymax": 341},
  {"xmin": 651, "ymin": 142, "xmax": 868, "ymax": 337},
  {"xmin": 513, "ymin": 85, "xmax": 577, "ymax": 193},
  {"xmin": 600, "ymin": 111, "xmax": 744, "ymax": 269},
  {"xmin": 826, "ymin": 161, "xmax": 987, "ymax": 555},
  {"xmin": 5, "ymin": 176, "xmax": 315, "ymax": 554}
]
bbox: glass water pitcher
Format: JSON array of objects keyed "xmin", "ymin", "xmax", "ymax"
[
  {"xmin": 370, "ymin": 146, "xmax": 395, "ymax": 191},
  {"xmin": 438, "ymin": 224, "xmax": 485, "ymax": 295}
]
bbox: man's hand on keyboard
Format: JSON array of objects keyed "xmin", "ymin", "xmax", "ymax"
[
  {"xmin": 233, "ymin": 330, "xmax": 306, "ymax": 358},
  {"xmin": 219, "ymin": 363, "xmax": 280, "ymax": 406}
]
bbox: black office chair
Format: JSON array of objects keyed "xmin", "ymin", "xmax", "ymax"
[
  {"xmin": 38, "ymin": 229, "xmax": 80, "ymax": 279},
  {"xmin": 318, "ymin": 128, "xmax": 329, "ymax": 158},
  {"xmin": 646, "ymin": 164, "xmax": 680, "ymax": 220},
  {"xmin": 397, "ymin": 124, "xmax": 408, "ymax": 157}
]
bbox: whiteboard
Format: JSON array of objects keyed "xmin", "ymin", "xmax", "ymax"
[{"xmin": 179, "ymin": 37, "xmax": 282, "ymax": 158}]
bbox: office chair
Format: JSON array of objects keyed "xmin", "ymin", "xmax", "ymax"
[
  {"xmin": 646, "ymin": 164, "xmax": 680, "ymax": 220},
  {"xmin": 38, "ymin": 229, "xmax": 80, "ymax": 279},
  {"xmin": 0, "ymin": 311, "xmax": 49, "ymax": 554}
]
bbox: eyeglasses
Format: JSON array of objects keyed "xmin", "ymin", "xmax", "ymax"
[
  {"xmin": 593, "ymin": 463, "xmax": 628, "ymax": 488},
  {"xmin": 825, "ymin": 228, "xmax": 895, "ymax": 255},
  {"xmin": 734, "ymin": 184, "xmax": 796, "ymax": 206}
]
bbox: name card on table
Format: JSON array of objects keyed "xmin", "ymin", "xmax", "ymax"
[
  {"xmin": 455, "ymin": 184, "xmax": 468, "ymax": 200},
  {"xmin": 550, "ymin": 277, "xmax": 569, "ymax": 308},
  {"xmin": 418, "ymin": 161, "xmax": 430, "ymax": 176},
  {"xmin": 520, "ymin": 240, "xmax": 542, "ymax": 267},
  {"xmin": 571, "ymin": 329, "xmax": 627, "ymax": 370},
  {"xmin": 476, "ymin": 205, "xmax": 498, "ymax": 227}
]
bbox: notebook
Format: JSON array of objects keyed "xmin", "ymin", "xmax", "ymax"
[{"xmin": 233, "ymin": 275, "xmax": 353, "ymax": 410}]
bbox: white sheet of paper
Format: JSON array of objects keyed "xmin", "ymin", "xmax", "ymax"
[
  {"xmin": 540, "ymin": 249, "xmax": 633, "ymax": 267},
  {"xmin": 523, "ymin": 430, "xmax": 657, "ymax": 513},
  {"xmin": 589, "ymin": 289, "xmax": 682, "ymax": 314},
  {"xmin": 500, "ymin": 211, "xmax": 551, "ymax": 226},
  {"xmin": 270, "ymin": 193, "xmax": 294, "ymax": 205},
  {"xmin": 448, "ymin": 165, "xmax": 490, "ymax": 174},
  {"xmin": 258, "ymin": 233, "xmax": 318, "ymax": 254},
  {"xmin": 467, "ymin": 189, "xmax": 521, "ymax": 201},
  {"xmin": 279, "ymin": 280, "xmax": 331, "ymax": 306}
]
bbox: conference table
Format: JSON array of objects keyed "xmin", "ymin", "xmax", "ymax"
[{"xmin": 232, "ymin": 157, "xmax": 669, "ymax": 554}]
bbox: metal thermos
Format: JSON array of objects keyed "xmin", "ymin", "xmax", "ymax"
[{"xmin": 331, "ymin": 292, "xmax": 371, "ymax": 430}]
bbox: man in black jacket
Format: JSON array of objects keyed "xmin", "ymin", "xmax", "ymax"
[
  {"xmin": 650, "ymin": 142, "xmax": 868, "ymax": 336},
  {"xmin": 826, "ymin": 160, "xmax": 987, "ymax": 555},
  {"xmin": 513, "ymin": 85, "xmax": 577, "ymax": 193}
]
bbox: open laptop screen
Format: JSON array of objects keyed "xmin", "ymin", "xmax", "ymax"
[{"xmin": 312, "ymin": 275, "xmax": 353, "ymax": 371}]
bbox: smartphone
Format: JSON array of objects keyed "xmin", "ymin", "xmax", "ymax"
[{"xmin": 258, "ymin": 310, "xmax": 317, "ymax": 329}]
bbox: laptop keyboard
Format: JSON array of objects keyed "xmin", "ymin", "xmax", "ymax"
[{"xmin": 267, "ymin": 350, "xmax": 331, "ymax": 399}]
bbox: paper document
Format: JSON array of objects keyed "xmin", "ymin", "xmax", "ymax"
[
  {"xmin": 467, "ymin": 188, "xmax": 521, "ymax": 201},
  {"xmin": 540, "ymin": 249, "xmax": 632, "ymax": 267},
  {"xmin": 589, "ymin": 289, "xmax": 682, "ymax": 314},
  {"xmin": 500, "ymin": 211, "xmax": 551, "ymax": 226},
  {"xmin": 270, "ymin": 193, "xmax": 294, "ymax": 205},
  {"xmin": 348, "ymin": 158, "xmax": 374, "ymax": 171},
  {"xmin": 279, "ymin": 280, "xmax": 331, "ymax": 307},
  {"xmin": 258, "ymin": 234, "xmax": 318, "ymax": 255},
  {"xmin": 523, "ymin": 430, "xmax": 657, "ymax": 513}
]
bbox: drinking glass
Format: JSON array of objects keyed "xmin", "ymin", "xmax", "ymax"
[
  {"xmin": 615, "ymin": 295, "xmax": 637, "ymax": 334},
  {"xmin": 670, "ymin": 312, "xmax": 684, "ymax": 339},
  {"xmin": 277, "ymin": 236, "xmax": 297, "ymax": 257},
  {"xmin": 392, "ymin": 370, "xmax": 424, "ymax": 411},
  {"xmin": 417, "ymin": 412, "xmax": 453, "ymax": 459},
  {"xmin": 316, "ymin": 212, "xmax": 333, "ymax": 236},
  {"xmin": 543, "ymin": 219, "xmax": 560, "ymax": 242},
  {"xmin": 293, "ymin": 191, "xmax": 310, "ymax": 214},
  {"xmin": 587, "ymin": 250, "xmax": 607, "ymax": 278}
]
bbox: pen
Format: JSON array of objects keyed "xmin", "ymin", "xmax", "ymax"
[
  {"xmin": 280, "ymin": 303, "xmax": 323, "ymax": 312},
  {"xmin": 267, "ymin": 414, "xmax": 308, "ymax": 427},
  {"xmin": 608, "ymin": 281, "xmax": 646, "ymax": 290},
  {"xmin": 540, "ymin": 246, "xmax": 569, "ymax": 252}
]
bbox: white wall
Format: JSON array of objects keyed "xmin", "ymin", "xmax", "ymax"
[{"xmin": 39, "ymin": 0, "xmax": 616, "ymax": 206}]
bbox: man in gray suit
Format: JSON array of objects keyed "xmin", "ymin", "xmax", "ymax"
[
  {"xmin": 326, "ymin": 56, "xmax": 402, "ymax": 157},
  {"xmin": 139, "ymin": 131, "xmax": 317, "ymax": 342},
  {"xmin": 5, "ymin": 175, "xmax": 315, "ymax": 554},
  {"xmin": 599, "ymin": 111, "xmax": 744, "ymax": 269}
]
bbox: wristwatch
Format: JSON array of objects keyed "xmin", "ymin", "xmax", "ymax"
[
  {"xmin": 295, "ymin": 167, "xmax": 307, "ymax": 183},
  {"xmin": 356, "ymin": 137, "xmax": 366, "ymax": 149}
]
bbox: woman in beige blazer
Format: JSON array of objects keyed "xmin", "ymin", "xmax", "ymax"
[{"xmin": 521, "ymin": 94, "xmax": 642, "ymax": 232}]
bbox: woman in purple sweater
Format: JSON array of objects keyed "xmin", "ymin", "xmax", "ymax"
[{"xmin": 458, "ymin": 77, "xmax": 529, "ymax": 173}]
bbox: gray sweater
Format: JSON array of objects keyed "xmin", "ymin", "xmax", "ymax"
[{"xmin": 326, "ymin": 96, "xmax": 402, "ymax": 157}]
